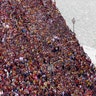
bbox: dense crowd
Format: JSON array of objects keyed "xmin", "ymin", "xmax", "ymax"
[{"xmin": 0, "ymin": 0, "xmax": 96, "ymax": 96}]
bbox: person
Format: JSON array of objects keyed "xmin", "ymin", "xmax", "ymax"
[
  {"xmin": 61, "ymin": 91, "xmax": 64, "ymax": 96},
  {"xmin": 52, "ymin": 0, "xmax": 56, "ymax": 6}
]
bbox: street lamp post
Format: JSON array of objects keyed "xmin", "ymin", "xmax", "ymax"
[
  {"xmin": 48, "ymin": 63, "xmax": 54, "ymax": 84},
  {"xmin": 72, "ymin": 18, "xmax": 76, "ymax": 32},
  {"xmin": 54, "ymin": 0, "xmax": 56, "ymax": 5}
]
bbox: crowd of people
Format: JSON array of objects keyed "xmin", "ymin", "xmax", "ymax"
[{"xmin": 0, "ymin": 0, "xmax": 96, "ymax": 96}]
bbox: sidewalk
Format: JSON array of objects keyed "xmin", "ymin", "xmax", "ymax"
[{"xmin": 83, "ymin": 45, "xmax": 96, "ymax": 67}]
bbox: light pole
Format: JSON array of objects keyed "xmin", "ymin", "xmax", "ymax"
[
  {"xmin": 72, "ymin": 18, "xmax": 76, "ymax": 32},
  {"xmin": 48, "ymin": 63, "xmax": 54, "ymax": 84},
  {"xmin": 54, "ymin": 0, "xmax": 56, "ymax": 5}
]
